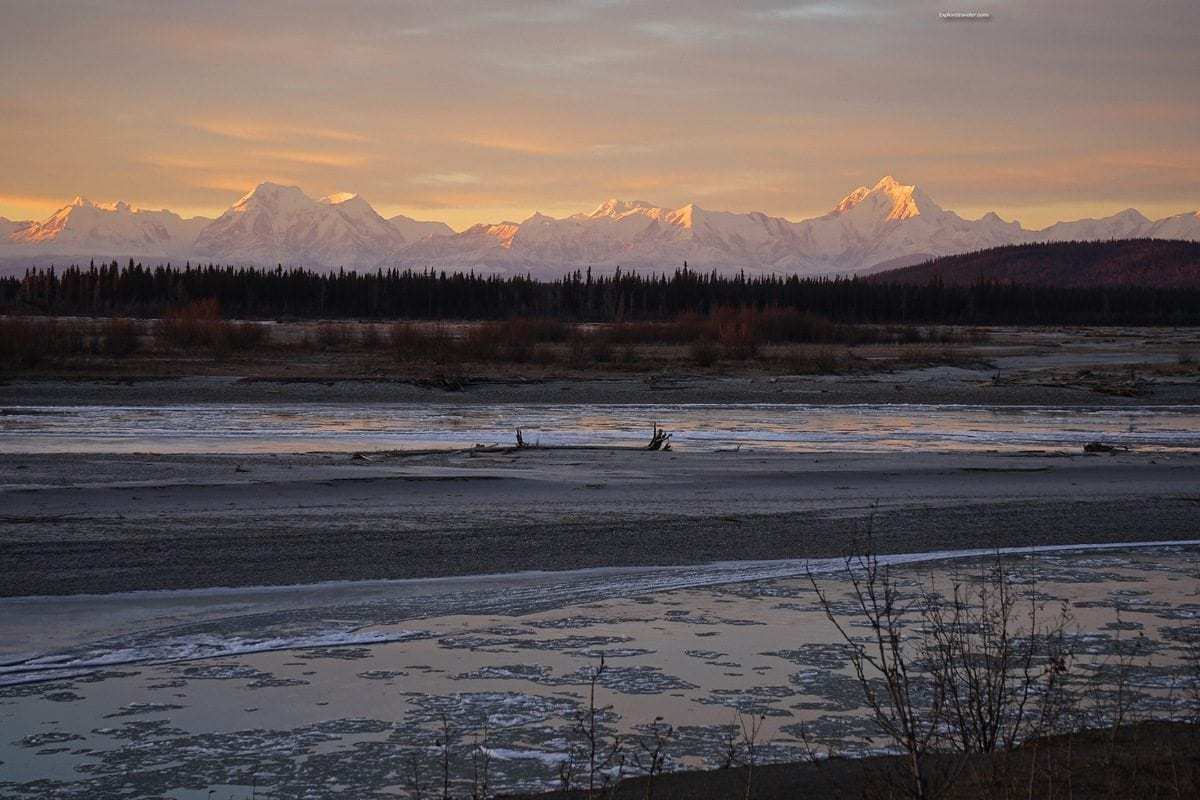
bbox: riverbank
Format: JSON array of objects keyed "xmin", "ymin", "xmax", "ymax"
[
  {"xmin": 504, "ymin": 722, "xmax": 1200, "ymax": 800},
  {"xmin": 4, "ymin": 448, "xmax": 1198, "ymax": 596},
  {"xmin": 2, "ymin": 324, "xmax": 1199, "ymax": 406}
]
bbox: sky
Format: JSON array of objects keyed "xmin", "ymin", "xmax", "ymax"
[{"xmin": 1, "ymin": 0, "xmax": 1197, "ymax": 230}]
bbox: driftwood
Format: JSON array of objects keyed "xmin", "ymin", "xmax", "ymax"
[
  {"xmin": 1083, "ymin": 441, "xmax": 1129, "ymax": 454},
  {"xmin": 646, "ymin": 423, "xmax": 672, "ymax": 451},
  {"xmin": 352, "ymin": 424, "xmax": 675, "ymax": 462}
]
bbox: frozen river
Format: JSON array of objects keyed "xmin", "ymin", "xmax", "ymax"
[
  {"xmin": 4, "ymin": 402, "xmax": 1200, "ymax": 454},
  {"xmin": 2, "ymin": 541, "xmax": 1198, "ymax": 797}
]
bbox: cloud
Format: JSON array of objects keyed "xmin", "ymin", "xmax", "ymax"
[
  {"xmin": 252, "ymin": 149, "xmax": 370, "ymax": 168},
  {"xmin": 411, "ymin": 172, "xmax": 483, "ymax": 186},
  {"xmin": 589, "ymin": 143, "xmax": 659, "ymax": 158},
  {"xmin": 758, "ymin": 2, "xmax": 869, "ymax": 20},
  {"xmin": 455, "ymin": 135, "xmax": 575, "ymax": 157},
  {"xmin": 190, "ymin": 119, "xmax": 370, "ymax": 144},
  {"xmin": 187, "ymin": 174, "xmax": 297, "ymax": 194}
]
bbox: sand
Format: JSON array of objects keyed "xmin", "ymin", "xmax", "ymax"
[{"xmin": 3, "ymin": 447, "xmax": 1198, "ymax": 597}]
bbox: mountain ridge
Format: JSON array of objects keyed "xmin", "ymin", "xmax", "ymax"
[{"xmin": 3, "ymin": 178, "xmax": 1198, "ymax": 277}]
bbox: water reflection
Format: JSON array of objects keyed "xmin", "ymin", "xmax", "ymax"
[{"xmin": 2, "ymin": 403, "xmax": 1199, "ymax": 454}]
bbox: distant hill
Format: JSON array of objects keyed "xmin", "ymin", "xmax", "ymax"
[{"xmin": 872, "ymin": 239, "xmax": 1200, "ymax": 288}]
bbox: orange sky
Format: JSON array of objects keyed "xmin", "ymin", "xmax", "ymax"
[{"xmin": 1, "ymin": 1, "xmax": 1197, "ymax": 230}]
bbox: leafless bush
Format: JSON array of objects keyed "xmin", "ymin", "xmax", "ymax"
[
  {"xmin": 631, "ymin": 718, "xmax": 672, "ymax": 800},
  {"xmin": 810, "ymin": 549, "xmax": 948, "ymax": 799},
  {"xmin": 1, "ymin": 317, "xmax": 54, "ymax": 368},
  {"xmin": 157, "ymin": 299, "xmax": 266, "ymax": 354},
  {"xmin": 391, "ymin": 322, "xmax": 456, "ymax": 364},
  {"xmin": 560, "ymin": 653, "xmax": 624, "ymax": 798},
  {"xmin": 567, "ymin": 333, "xmax": 613, "ymax": 368},
  {"xmin": 101, "ymin": 317, "xmax": 143, "ymax": 358},
  {"xmin": 737, "ymin": 712, "xmax": 768, "ymax": 800},
  {"xmin": 437, "ymin": 713, "xmax": 457, "ymax": 800},
  {"xmin": 809, "ymin": 544, "xmax": 1078, "ymax": 799},
  {"xmin": 157, "ymin": 298, "xmax": 222, "ymax": 349},
  {"xmin": 315, "ymin": 322, "xmax": 352, "ymax": 350},
  {"xmin": 923, "ymin": 560, "xmax": 1073, "ymax": 754},
  {"xmin": 689, "ymin": 338, "xmax": 720, "ymax": 367},
  {"xmin": 469, "ymin": 723, "xmax": 492, "ymax": 800}
]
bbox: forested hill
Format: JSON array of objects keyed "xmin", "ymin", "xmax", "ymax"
[{"xmin": 872, "ymin": 239, "xmax": 1200, "ymax": 288}]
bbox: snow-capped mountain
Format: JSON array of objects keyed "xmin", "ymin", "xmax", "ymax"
[
  {"xmin": 0, "ymin": 184, "xmax": 452, "ymax": 270},
  {"xmin": 402, "ymin": 176, "xmax": 1057, "ymax": 276},
  {"xmin": 0, "ymin": 216, "xmax": 30, "ymax": 239},
  {"xmin": 2, "ymin": 177, "xmax": 1197, "ymax": 275},
  {"xmin": 192, "ymin": 183, "xmax": 411, "ymax": 268},
  {"xmin": 387, "ymin": 213, "xmax": 454, "ymax": 241},
  {"xmin": 3, "ymin": 198, "xmax": 208, "ymax": 259},
  {"xmin": 1146, "ymin": 210, "xmax": 1200, "ymax": 240},
  {"xmin": 792, "ymin": 176, "xmax": 1028, "ymax": 273}
]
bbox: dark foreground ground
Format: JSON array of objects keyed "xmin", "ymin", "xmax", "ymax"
[
  {"xmin": 507, "ymin": 723, "xmax": 1200, "ymax": 800},
  {"xmin": 3, "ymin": 448, "xmax": 1199, "ymax": 596}
]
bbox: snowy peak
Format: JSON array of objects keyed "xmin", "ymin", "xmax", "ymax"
[
  {"xmin": 4, "ymin": 177, "xmax": 1199, "ymax": 277},
  {"xmin": 666, "ymin": 203, "xmax": 701, "ymax": 229},
  {"xmin": 834, "ymin": 186, "xmax": 871, "ymax": 214},
  {"xmin": 831, "ymin": 175, "xmax": 927, "ymax": 221},
  {"xmin": 230, "ymin": 182, "xmax": 312, "ymax": 213},
  {"xmin": 195, "ymin": 183, "xmax": 408, "ymax": 267},
  {"xmin": 588, "ymin": 198, "xmax": 658, "ymax": 219},
  {"xmin": 5, "ymin": 195, "xmax": 208, "ymax": 255},
  {"xmin": 873, "ymin": 175, "xmax": 924, "ymax": 220}
]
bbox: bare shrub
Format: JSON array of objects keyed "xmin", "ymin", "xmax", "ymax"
[
  {"xmin": 391, "ymin": 322, "xmax": 455, "ymax": 364},
  {"xmin": 101, "ymin": 317, "xmax": 143, "ymax": 358},
  {"xmin": 0, "ymin": 316, "xmax": 94, "ymax": 368},
  {"xmin": 315, "ymin": 322, "xmax": 351, "ymax": 350},
  {"xmin": 922, "ymin": 560, "xmax": 1073, "ymax": 754},
  {"xmin": 809, "ymin": 544, "xmax": 1076, "ymax": 799},
  {"xmin": 567, "ymin": 333, "xmax": 613, "ymax": 368},
  {"xmin": 155, "ymin": 299, "xmax": 265, "ymax": 354},
  {"xmin": 717, "ymin": 315, "xmax": 759, "ymax": 360},
  {"xmin": 689, "ymin": 338, "xmax": 720, "ymax": 367},
  {"xmin": 0, "ymin": 317, "xmax": 53, "ymax": 368},
  {"xmin": 810, "ymin": 550, "xmax": 948, "ymax": 799},
  {"xmin": 631, "ymin": 717, "xmax": 672, "ymax": 800},
  {"xmin": 157, "ymin": 298, "xmax": 222, "ymax": 349},
  {"xmin": 560, "ymin": 653, "xmax": 624, "ymax": 797},
  {"xmin": 221, "ymin": 321, "xmax": 268, "ymax": 351}
]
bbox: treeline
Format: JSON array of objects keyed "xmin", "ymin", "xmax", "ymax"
[{"xmin": 3, "ymin": 260, "xmax": 1200, "ymax": 325}]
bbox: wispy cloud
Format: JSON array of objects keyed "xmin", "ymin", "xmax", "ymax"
[
  {"xmin": 589, "ymin": 143, "xmax": 659, "ymax": 158},
  {"xmin": 455, "ymin": 135, "xmax": 575, "ymax": 157},
  {"xmin": 411, "ymin": 172, "xmax": 482, "ymax": 186},
  {"xmin": 758, "ymin": 2, "xmax": 868, "ymax": 21},
  {"xmin": 187, "ymin": 174, "xmax": 297, "ymax": 194},
  {"xmin": 252, "ymin": 149, "xmax": 370, "ymax": 168},
  {"xmin": 190, "ymin": 119, "xmax": 370, "ymax": 144}
]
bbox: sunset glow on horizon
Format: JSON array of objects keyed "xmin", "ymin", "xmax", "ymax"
[{"xmin": 2, "ymin": 1, "xmax": 1197, "ymax": 230}]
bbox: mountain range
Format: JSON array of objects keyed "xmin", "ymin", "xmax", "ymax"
[{"xmin": 2, "ymin": 177, "xmax": 1198, "ymax": 278}]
